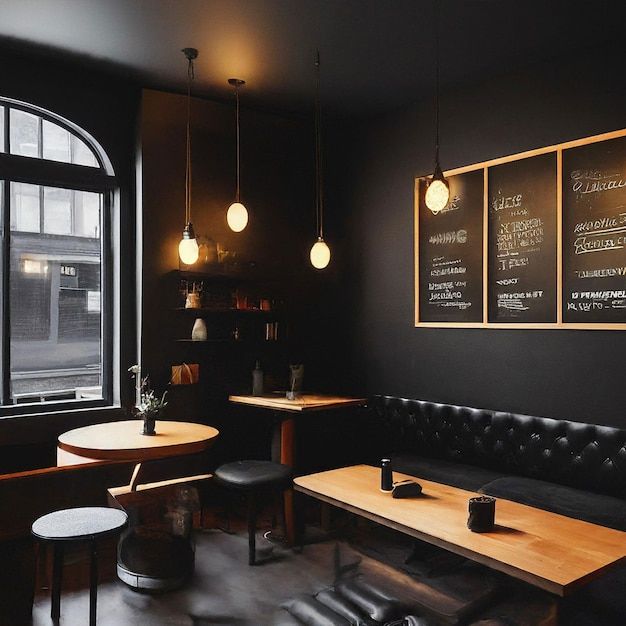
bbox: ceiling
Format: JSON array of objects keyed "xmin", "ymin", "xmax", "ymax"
[{"xmin": 0, "ymin": 0, "xmax": 622, "ymax": 116}]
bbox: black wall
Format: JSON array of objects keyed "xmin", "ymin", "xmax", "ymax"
[{"xmin": 328, "ymin": 42, "xmax": 626, "ymax": 428}]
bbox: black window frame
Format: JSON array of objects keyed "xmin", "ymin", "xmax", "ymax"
[{"xmin": 0, "ymin": 97, "xmax": 117, "ymax": 416}]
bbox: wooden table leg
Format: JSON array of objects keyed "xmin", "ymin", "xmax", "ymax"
[
  {"xmin": 51, "ymin": 543, "xmax": 64, "ymax": 621},
  {"xmin": 129, "ymin": 463, "xmax": 142, "ymax": 491},
  {"xmin": 280, "ymin": 418, "xmax": 296, "ymax": 545}
]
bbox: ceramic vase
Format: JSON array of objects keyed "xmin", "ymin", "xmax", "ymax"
[{"xmin": 191, "ymin": 318, "xmax": 207, "ymax": 341}]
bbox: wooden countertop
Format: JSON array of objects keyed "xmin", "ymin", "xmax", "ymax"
[{"xmin": 228, "ymin": 393, "xmax": 367, "ymax": 413}]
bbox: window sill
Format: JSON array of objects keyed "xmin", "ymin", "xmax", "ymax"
[
  {"xmin": 0, "ymin": 400, "xmax": 122, "ymax": 421},
  {"xmin": 0, "ymin": 404, "xmax": 127, "ymax": 446}
]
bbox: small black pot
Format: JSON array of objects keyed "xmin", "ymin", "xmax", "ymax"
[
  {"xmin": 467, "ymin": 496, "xmax": 496, "ymax": 532},
  {"xmin": 142, "ymin": 416, "xmax": 156, "ymax": 436}
]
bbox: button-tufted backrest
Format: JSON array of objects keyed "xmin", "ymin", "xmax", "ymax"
[{"xmin": 370, "ymin": 395, "xmax": 626, "ymax": 499}]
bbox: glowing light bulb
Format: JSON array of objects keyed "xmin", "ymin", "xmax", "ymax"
[
  {"xmin": 310, "ymin": 237, "xmax": 331, "ymax": 269},
  {"xmin": 227, "ymin": 202, "xmax": 249, "ymax": 232},
  {"xmin": 425, "ymin": 177, "xmax": 450, "ymax": 215},
  {"xmin": 178, "ymin": 223, "xmax": 199, "ymax": 265}
]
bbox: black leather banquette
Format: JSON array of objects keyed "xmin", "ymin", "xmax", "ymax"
[{"xmin": 370, "ymin": 395, "xmax": 626, "ymax": 531}]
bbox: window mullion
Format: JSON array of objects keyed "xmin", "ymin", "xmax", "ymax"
[{"xmin": 2, "ymin": 179, "xmax": 11, "ymax": 405}]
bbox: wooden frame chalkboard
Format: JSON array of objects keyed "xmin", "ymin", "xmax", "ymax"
[
  {"xmin": 417, "ymin": 169, "xmax": 484, "ymax": 323},
  {"xmin": 414, "ymin": 128, "xmax": 626, "ymax": 329}
]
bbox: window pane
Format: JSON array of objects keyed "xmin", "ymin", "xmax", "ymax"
[
  {"xmin": 73, "ymin": 190, "xmax": 101, "ymax": 238},
  {"xmin": 10, "ymin": 182, "xmax": 40, "ymax": 233},
  {"xmin": 10, "ymin": 185, "xmax": 103, "ymax": 403},
  {"xmin": 10, "ymin": 109, "xmax": 40, "ymax": 157},
  {"xmin": 42, "ymin": 120, "xmax": 71, "ymax": 163},
  {"xmin": 71, "ymin": 134, "xmax": 98, "ymax": 167},
  {"xmin": 43, "ymin": 187, "xmax": 72, "ymax": 235}
]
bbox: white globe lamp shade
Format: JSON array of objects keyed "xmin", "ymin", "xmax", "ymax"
[
  {"xmin": 178, "ymin": 223, "xmax": 199, "ymax": 265},
  {"xmin": 227, "ymin": 202, "xmax": 249, "ymax": 232},
  {"xmin": 310, "ymin": 237, "xmax": 331, "ymax": 269},
  {"xmin": 425, "ymin": 177, "xmax": 450, "ymax": 215}
]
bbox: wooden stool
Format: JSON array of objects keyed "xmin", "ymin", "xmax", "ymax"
[
  {"xmin": 32, "ymin": 507, "xmax": 128, "ymax": 625},
  {"xmin": 214, "ymin": 460, "xmax": 292, "ymax": 565}
]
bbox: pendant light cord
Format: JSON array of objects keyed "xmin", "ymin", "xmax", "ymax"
[
  {"xmin": 315, "ymin": 50, "xmax": 324, "ymax": 239},
  {"xmin": 235, "ymin": 83, "xmax": 241, "ymax": 203},
  {"xmin": 434, "ymin": 0, "xmax": 441, "ymax": 170},
  {"xmin": 185, "ymin": 55, "xmax": 194, "ymax": 225}
]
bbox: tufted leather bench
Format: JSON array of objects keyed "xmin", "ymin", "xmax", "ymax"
[{"xmin": 369, "ymin": 395, "xmax": 626, "ymax": 531}]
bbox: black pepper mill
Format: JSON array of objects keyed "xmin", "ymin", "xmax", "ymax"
[{"xmin": 380, "ymin": 458, "xmax": 393, "ymax": 492}]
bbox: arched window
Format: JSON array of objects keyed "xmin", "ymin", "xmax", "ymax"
[{"xmin": 0, "ymin": 97, "xmax": 116, "ymax": 411}]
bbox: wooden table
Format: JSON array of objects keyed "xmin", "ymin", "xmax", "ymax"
[
  {"xmin": 57, "ymin": 420, "xmax": 220, "ymax": 592},
  {"xmin": 58, "ymin": 420, "xmax": 219, "ymax": 489},
  {"xmin": 294, "ymin": 465, "xmax": 626, "ymax": 597},
  {"xmin": 229, "ymin": 394, "xmax": 367, "ymax": 542}
]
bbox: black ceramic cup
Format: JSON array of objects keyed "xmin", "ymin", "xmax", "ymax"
[{"xmin": 467, "ymin": 495, "xmax": 496, "ymax": 532}]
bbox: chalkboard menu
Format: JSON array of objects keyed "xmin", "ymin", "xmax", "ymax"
[
  {"xmin": 418, "ymin": 170, "xmax": 483, "ymax": 322},
  {"xmin": 563, "ymin": 136, "xmax": 626, "ymax": 323},
  {"xmin": 487, "ymin": 153, "xmax": 557, "ymax": 322}
]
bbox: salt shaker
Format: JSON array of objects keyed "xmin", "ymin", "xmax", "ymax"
[{"xmin": 381, "ymin": 458, "xmax": 393, "ymax": 492}]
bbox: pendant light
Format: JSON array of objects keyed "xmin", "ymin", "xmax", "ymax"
[
  {"xmin": 227, "ymin": 78, "xmax": 249, "ymax": 232},
  {"xmin": 309, "ymin": 50, "xmax": 331, "ymax": 270},
  {"xmin": 178, "ymin": 47, "xmax": 200, "ymax": 265},
  {"xmin": 424, "ymin": 0, "xmax": 450, "ymax": 215}
]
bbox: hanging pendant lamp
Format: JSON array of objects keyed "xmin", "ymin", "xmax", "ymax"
[
  {"xmin": 309, "ymin": 50, "xmax": 331, "ymax": 270},
  {"xmin": 424, "ymin": 0, "xmax": 449, "ymax": 215},
  {"xmin": 227, "ymin": 78, "xmax": 249, "ymax": 232},
  {"xmin": 178, "ymin": 47, "xmax": 200, "ymax": 265}
]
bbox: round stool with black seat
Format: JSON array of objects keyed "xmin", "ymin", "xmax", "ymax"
[
  {"xmin": 214, "ymin": 460, "xmax": 292, "ymax": 565},
  {"xmin": 31, "ymin": 506, "xmax": 128, "ymax": 626}
]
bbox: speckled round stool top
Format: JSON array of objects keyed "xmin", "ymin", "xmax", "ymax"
[{"xmin": 32, "ymin": 507, "xmax": 128, "ymax": 542}]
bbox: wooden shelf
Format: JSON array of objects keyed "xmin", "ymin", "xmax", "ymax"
[
  {"xmin": 171, "ymin": 269, "xmax": 258, "ymax": 284},
  {"xmin": 174, "ymin": 307, "xmax": 281, "ymax": 316},
  {"xmin": 176, "ymin": 339, "xmax": 285, "ymax": 345}
]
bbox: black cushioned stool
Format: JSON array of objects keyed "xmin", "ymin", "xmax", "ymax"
[
  {"xmin": 214, "ymin": 460, "xmax": 292, "ymax": 565},
  {"xmin": 32, "ymin": 506, "xmax": 128, "ymax": 625}
]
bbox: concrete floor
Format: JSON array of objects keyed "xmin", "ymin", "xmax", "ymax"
[{"xmin": 32, "ymin": 530, "xmax": 354, "ymax": 626}]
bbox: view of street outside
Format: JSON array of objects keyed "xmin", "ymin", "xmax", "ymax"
[{"xmin": 6, "ymin": 106, "xmax": 104, "ymax": 404}]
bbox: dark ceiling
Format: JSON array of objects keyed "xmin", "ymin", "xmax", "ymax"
[{"xmin": 0, "ymin": 0, "xmax": 623, "ymax": 116}]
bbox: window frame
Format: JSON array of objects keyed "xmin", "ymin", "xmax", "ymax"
[{"xmin": 0, "ymin": 97, "xmax": 117, "ymax": 416}]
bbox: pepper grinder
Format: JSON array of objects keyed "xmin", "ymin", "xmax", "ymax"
[{"xmin": 380, "ymin": 458, "xmax": 393, "ymax": 492}]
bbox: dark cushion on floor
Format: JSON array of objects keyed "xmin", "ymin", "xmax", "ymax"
[
  {"xmin": 315, "ymin": 589, "xmax": 376, "ymax": 626},
  {"xmin": 282, "ymin": 595, "xmax": 351, "ymax": 626},
  {"xmin": 479, "ymin": 476, "xmax": 626, "ymax": 531},
  {"xmin": 214, "ymin": 460, "xmax": 292, "ymax": 490},
  {"xmin": 335, "ymin": 579, "xmax": 405, "ymax": 623},
  {"xmin": 391, "ymin": 454, "xmax": 506, "ymax": 492}
]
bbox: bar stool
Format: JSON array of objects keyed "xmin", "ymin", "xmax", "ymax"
[
  {"xmin": 32, "ymin": 506, "xmax": 128, "ymax": 625},
  {"xmin": 214, "ymin": 460, "xmax": 292, "ymax": 565}
]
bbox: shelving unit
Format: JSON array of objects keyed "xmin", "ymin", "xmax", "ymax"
[{"xmin": 169, "ymin": 268, "xmax": 291, "ymax": 396}]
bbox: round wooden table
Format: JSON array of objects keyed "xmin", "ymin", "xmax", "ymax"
[
  {"xmin": 57, "ymin": 421, "xmax": 219, "ymax": 592},
  {"xmin": 58, "ymin": 420, "xmax": 220, "ymax": 464}
]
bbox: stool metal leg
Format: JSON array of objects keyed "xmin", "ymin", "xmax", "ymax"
[
  {"xmin": 51, "ymin": 543, "xmax": 64, "ymax": 621},
  {"xmin": 89, "ymin": 540, "xmax": 98, "ymax": 626},
  {"xmin": 247, "ymin": 493, "xmax": 256, "ymax": 566}
]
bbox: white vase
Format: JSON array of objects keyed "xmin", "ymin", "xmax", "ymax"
[{"xmin": 191, "ymin": 318, "xmax": 207, "ymax": 341}]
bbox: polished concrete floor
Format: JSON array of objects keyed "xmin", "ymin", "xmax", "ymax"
[{"xmin": 32, "ymin": 529, "xmax": 353, "ymax": 626}]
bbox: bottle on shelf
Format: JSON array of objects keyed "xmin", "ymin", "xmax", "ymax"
[{"xmin": 252, "ymin": 360, "xmax": 264, "ymax": 396}]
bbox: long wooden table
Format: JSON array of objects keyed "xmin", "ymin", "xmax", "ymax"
[{"xmin": 294, "ymin": 465, "xmax": 626, "ymax": 596}]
